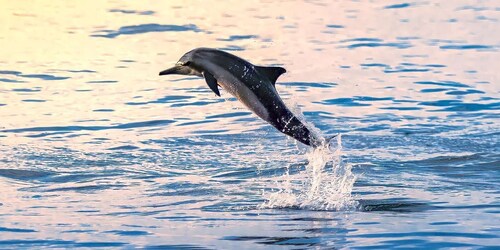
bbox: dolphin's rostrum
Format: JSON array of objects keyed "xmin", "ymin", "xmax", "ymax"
[{"xmin": 159, "ymin": 48, "xmax": 332, "ymax": 147}]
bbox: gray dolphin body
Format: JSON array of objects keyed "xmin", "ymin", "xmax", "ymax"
[{"xmin": 159, "ymin": 48, "xmax": 329, "ymax": 147}]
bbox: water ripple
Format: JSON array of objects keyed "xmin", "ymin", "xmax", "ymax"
[
  {"xmin": 316, "ymin": 96, "xmax": 393, "ymax": 107},
  {"xmin": 108, "ymin": 9, "xmax": 155, "ymax": 15},
  {"xmin": 1, "ymin": 119, "xmax": 175, "ymax": 134},
  {"xmin": 440, "ymin": 44, "xmax": 496, "ymax": 51},
  {"xmin": 125, "ymin": 95, "xmax": 194, "ymax": 106},
  {"xmin": 0, "ymin": 240, "xmax": 127, "ymax": 248},
  {"xmin": 0, "ymin": 169, "xmax": 54, "ymax": 181},
  {"xmin": 340, "ymin": 38, "xmax": 412, "ymax": 49},
  {"xmin": 1, "ymin": 1, "xmax": 499, "ymax": 249},
  {"xmin": 217, "ymin": 35, "xmax": 258, "ymax": 41},
  {"xmin": 0, "ymin": 78, "xmax": 25, "ymax": 83},
  {"xmin": 418, "ymin": 100, "xmax": 500, "ymax": 112},
  {"xmin": 281, "ymin": 82, "xmax": 337, "ymax": 88},
  {"xmin": 384, "ymin": 3, "xmax": 412, "ymax": 9},
  {"xmin": 92, "ymin": 23, "xmax": 202, "ymax": 38},
  {"xmin": 0, "ymin": 227, "xmax": 37, "ymax": 233},
  {"xmin": 415, "ymin": 81, "xmax": 470, "ymax": 88}
]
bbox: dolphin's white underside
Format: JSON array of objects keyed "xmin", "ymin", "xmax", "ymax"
[{"xmin": 217, "ymin": 78, "xmax": 270, "ymax": 122}]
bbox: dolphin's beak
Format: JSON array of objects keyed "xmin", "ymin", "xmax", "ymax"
[{"xmin": 159, "ymin": 65, "xmax": 193, "ymax": 76}]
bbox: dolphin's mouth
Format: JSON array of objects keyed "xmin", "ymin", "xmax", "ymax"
[
  {"xmin": 159, "ymin": 64, "xmax": 201, "ymax": 77},
  {"xmin": 159, "ymin": 65, "xmax": 189, "ymax": 76}
]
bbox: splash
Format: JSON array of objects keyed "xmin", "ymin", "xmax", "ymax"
[{"xmin": 261, "ymin": 134, "xmax": 358, "ymax": 211}]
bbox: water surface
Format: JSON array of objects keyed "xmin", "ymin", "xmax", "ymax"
[{"xmin": 0, "ymin": 0, "xmax": 499, "ymax": 248}]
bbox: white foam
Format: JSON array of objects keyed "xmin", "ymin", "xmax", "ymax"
[{"xmin": 261, "ymin": 134, "xmax": 358, "ymax": 211}]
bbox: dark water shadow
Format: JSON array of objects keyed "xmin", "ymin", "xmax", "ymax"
[
  {"xmin": 222, "ymin": 236, "xmax": 320, "ymax": 246},
  {"xmin": 415, "ymin": 80, "xmax": 470, "ymax": 88},
  {"xmin": 358, "ymin": 199, "xmax": 439, "ymax": 213},
  {"xmin": 440, "ymin": 44, "xmax": 496, "ymax": 51},
  {"xmin": 19, "ymin": 74, "xmax": 70, "ymax": 81},
  {"xmin": 0, "ymin": 70, "xmax": 22, "ymax": 75},
  {"xmin": 0, "ymin": 78, "xmax": 25, "ymax": 83},
  {"xmin": 0, "ymin": 70, "xmax": 69, "ymax": 81},
  {"xmin": 92, "ymin": 23, "xmax": 202, "ymax": 38},
  {"xmin": 339, "ymin": 38, "xmax": 412, "ymax": 49},
  {"xmin": 217, "ymin": 35, "xmax": 258, "ymax": 41},
  {"xmin": 0, "ymin": 226, "xmax": 37, "ymax": 233},
  {"xmin": 0, "ymin": 169, "xmax": 55, "ymax": 181},
  {"xmin": 384, "ymin": 3, "xmax": 412, "ymax": 9},
  {"xmin": 108, "ymin": 9, "xmax": 155, "ymax": 15}
]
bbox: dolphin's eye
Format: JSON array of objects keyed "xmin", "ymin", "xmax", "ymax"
[{"xmin": 184, "ymin": 61, "xmax": 191, "ymax": 66}]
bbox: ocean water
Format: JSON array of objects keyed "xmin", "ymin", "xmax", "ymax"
[{"xmin": 0, "ymin": 0, "xmax": 499, "ymax": 249}]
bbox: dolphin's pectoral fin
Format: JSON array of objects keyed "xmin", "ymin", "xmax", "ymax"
[
  {"xmin": 203, "ymin": 71, "xmax": 220, "ymax": 97},
  {"xmin": 255, "ymin": 66, "xmax": 287, "ymax": 86}
]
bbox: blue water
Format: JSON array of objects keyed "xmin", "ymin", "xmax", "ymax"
[{"xmin": 0, "ymin": 1, "xmax": 499, "ymax": 249}]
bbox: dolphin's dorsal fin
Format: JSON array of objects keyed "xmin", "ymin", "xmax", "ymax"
[
  {"xmin": 255, "ymin": 66, "xmax": 286, "ymax": 86},
  {"xmin": 203, "ymin": 71, "xmax": 220, "ymax": 97}
]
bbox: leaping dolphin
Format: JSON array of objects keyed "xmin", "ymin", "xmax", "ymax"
[{"xmin": 159, "ymin": 47, "xmax": 332, "ymax": 147}]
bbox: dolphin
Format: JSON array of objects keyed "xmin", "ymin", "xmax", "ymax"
[{"xmin": 159, "ymin": 47, "xmax": 332, "ymax": 147}]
